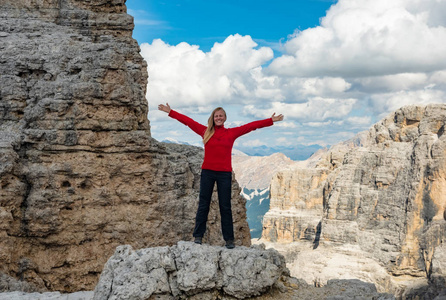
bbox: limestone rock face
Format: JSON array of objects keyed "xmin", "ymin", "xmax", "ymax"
[
  {"xmin": 93, "ymin": 242, "xmax": 287, "ymax": 300},
  {"xmin": 261, "ymin": 104, "xmax": 446, "ymax": 296},
  {"xmin": 0, "ymin": 0, "xmax": 250, "ymax": 292},
  {"xmin": 262, "ymin": 168, "xmax": 328, "ymax": 243}
]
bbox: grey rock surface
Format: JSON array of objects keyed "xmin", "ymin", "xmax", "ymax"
[
  {"xmin": 0, "ymin": 279, "xmax": 396, "ymax": 300},
  {"xmin": 93, "ymin": 241, "xmax": 287, "ymax": 299},
  {"xmin": 323, "ymin": 279, "xmax": 395, "ymax": 300},
  {"xmin": 0, "ymin": 247, "xmax": 395, "ymax": 300}
]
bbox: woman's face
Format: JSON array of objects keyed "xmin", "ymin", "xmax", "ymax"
[{"xmin": 213, "ymin": 110, "xmax": 226, "ymax": 126}]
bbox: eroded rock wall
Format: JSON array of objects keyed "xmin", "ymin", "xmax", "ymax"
[
  {"xmin": 261, "ymin": 132, "xmax": 367, "ymax": 244},
  {"xmin": 262, "ymin": 104, "xmax": 446, "ymax": 295},
  {"xmin": 322, "ymin": 105, "xmax": 446, "ymax": 278},
  {"xmin": 0, "ymin": 0, "xmax": 250, "ymax": 292},
  {"xmin": 262, "ymin": 168, "xmax": 328, "ymax": 243}
]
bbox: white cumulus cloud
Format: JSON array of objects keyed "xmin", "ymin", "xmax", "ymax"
[
  {"xmin": 243, "ymin": 97, "xmax": 357, "ymax": 122},
  {"xmin": 268, "ymin": 0, "xmax": 446, "ymax": 78},
  {"xmin": 370, "ymin": 88, "xmax": 446, "ymax": 117},
  {"xmin": 143, "ymin": 0, "xmax": 446, "ymax": 149},
  {"xmin": 141, "ymin": 34, "xmax": 273, "ymax": 109}
]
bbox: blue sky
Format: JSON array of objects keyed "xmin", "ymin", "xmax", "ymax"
[
  {"xmin": 126, "ymin": 0, "xmax": 446, "ymax": 153},
  {"xmin": 129, "ymin": 0, "xmax": 336, "ymax": 52}
]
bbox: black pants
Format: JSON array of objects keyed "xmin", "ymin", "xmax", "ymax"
[{"xmin": 193, "ymin": 169, "xmax": 234, "ymax": 241}]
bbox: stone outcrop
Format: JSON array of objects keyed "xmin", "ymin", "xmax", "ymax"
[
  {"xmin": 91, "ymin": 242, "xmax": 394, "ymax": 300},
  {"xmin": 93, "ymin": 241, "xmax": 287, "ymax": 299},
  {"xmin": 261, "ymin": 104, "xmax": 446, "ymax": 297},
  {"xmin": 0, "ymin": 0, "xmax": 250, "ymax": 292}
]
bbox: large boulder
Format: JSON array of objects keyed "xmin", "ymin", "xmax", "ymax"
[
  {"xmin": 93, "ymin": 241, "xmax": 287, "ymax": 299},
  {"xmin": 92, "ymin": 242, "xmax": 395, "ymax": 300}
]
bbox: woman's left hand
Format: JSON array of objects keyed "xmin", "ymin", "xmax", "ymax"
[{"xmin": 271, "ymin": 113, "xmax": 284, "ymax": 122}]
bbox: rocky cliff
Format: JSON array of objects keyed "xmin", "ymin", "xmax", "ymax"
[
  {"xmin": 261, "ymin": 104, "xmax": 446, "ymax": 297},
  {"xmin": 0, "ymin": 0, "xmax": 250, "ymax": 292}
]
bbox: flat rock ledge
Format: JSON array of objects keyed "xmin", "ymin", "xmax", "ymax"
[{"xmin": 93, "ymin": 241, "xmax": 287, "ymax": 299}]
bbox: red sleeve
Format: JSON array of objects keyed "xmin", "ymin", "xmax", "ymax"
[
  {"xmin": 168, "ymin": 109, "xmax": 207, "ymax": 137},
  {"xmin": 231, "ymin": 118, "xmax": 274, "ymax": 139}
]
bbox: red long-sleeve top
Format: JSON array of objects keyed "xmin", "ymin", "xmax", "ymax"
[{"xmin": 168, "ymin": 109, "xmax": 274, "ymax": 172}]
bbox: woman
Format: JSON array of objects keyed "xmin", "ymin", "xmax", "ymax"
[{"xmin": 158, "ymin": 103, "xmax": 284, "ymax": 249}]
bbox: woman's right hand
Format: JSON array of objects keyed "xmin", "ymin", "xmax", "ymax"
[{"xmin": 158, "ymin": 103, "xmax": 171, "ymax": 113}]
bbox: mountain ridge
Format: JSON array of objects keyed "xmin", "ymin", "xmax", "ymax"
[{"xmin": 260, "ymin": 104, "xmax": 446, "ymax": 298}]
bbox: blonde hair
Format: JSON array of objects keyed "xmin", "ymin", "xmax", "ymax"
[{"xmin": 203, "ymin": 107, "xmax": 226, "ymax": 144}]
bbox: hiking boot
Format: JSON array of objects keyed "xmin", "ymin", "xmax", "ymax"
[
  {"xmin": 225, "ymin": 240, "xmax": 235, "ymax": 249},
  {"xmin": 194, "ymin": 237, "xmax": 202, "ymax": 245}
]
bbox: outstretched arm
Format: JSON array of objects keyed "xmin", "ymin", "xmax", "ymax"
[
  {"xmin": 231, "ymin": 113, "xmax": 284, "ymax": 139},
  {"xmin": 157, "ymin": 103, "xmax": 206, "ymax": 137},
  {"xmin": 271, "ymin": 113, "xmax": 284, "ymax": 122}
]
